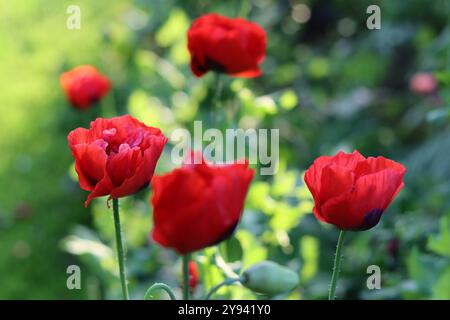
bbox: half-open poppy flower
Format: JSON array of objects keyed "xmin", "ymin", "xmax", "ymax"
[
  {"xmin": 60, "ymin": 65, "xmax": 110, "ymax": 109},
  {"xmin": 187, "ymin": 13, "xmax": 266, "ymax": 78},
  {"xmin": 304, "ymin": 151, "xmax": 406, "ymax": 231},
  {"xmin": 151, "ymin": 154, "xmax": 254, "ymax": 254},
  {"xmin": 68, "ymin": 115, "xmax": 168, "ymax": 207}
]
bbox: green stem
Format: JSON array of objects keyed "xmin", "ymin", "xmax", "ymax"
[
  {"xmin": 206, "ymin": 73, "xmax": 223, "ymax": 128},
  {"xmin": 212, "ymin": 73, "xmax": 223, "ymax": 122},
  {"xmin": 112, "ymin": 198, "xmax": 129, "ymax": 300},
  {"xmin": 206, "ymin": 278, "xmax": 241, "ymax": 300},
  {"xmin": 215, "ymin": 73, "xmax": 223, "ymax": 104},
  {"xmin": 182, "ymin": 254, "xmax": 190, "ymax": 300},
  {"xmin": 236, "ymin": 0, "xmax": 250, "ymax": 18},
  {"xmin": 328, "ymin": 230, "xmax": 346, "ymax": 300},
  {"xmin": 144, "ymin": 283, "xmax": 176, "ymax": 300}
]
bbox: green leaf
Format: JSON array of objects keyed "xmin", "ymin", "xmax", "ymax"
[
  {"xmin": 279, "ymin": 90, "xmax": 298, "ymax": 110},
  {"xmin": 432, "ymin": 266, "xmax": 450, "ymax": 299},
  {"xmin": 308, "ymin": 57, "xmax": 329, "ymax": 79},
  {"xmin": 300, "ymin": 236, "xmax": 319, "ymax": 282},
  {"xmin": 272, "ymin": 170, "xmax": 297, "ymax": 197},
  {"xmin": 247, "ymin": 181, "xmax": 270, "ymax": 207},
  {"xmin": 219, "ymin": 236, "xmax": 243, "ymax": 263},
  {"xmin": 406, "ymin": 247, "xmax": 424, "ymax": 282},
  {"xmin": 270, "ymin": 202, "xmax": 305, "ymax": 232},
  {"xmin": 236, "ymin": 230, "xmax": 267, "ymax": 268},
  {"xmin": 255, "ymin": 96, "xmax": 278, "ymax": 115},
  {"xmin": 155, "ymin": 9, "xmax": 189, "ymax": 48},
  {"xmin": 427, "ymin": 215, "xmax": 450, "ymax": 257}
]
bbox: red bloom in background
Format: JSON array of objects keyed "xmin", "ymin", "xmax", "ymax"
[
  {"xmin": 60, "ymin": 65, "xmax": 110, "ymax": 109},
  {"xmin": 187, "ymin": 13, "xmax": 266, "ymax": 78},
  {"xmin": 68, "ymin": 115, "xmax": 168, "ymax": 207},
  {"xmin": 304, "ymin": 151, "xmax": 406, "ymax": 231},
  {"xmin": 409, "ymin": 72, "xmax": 438, "ymax": 95},
  {"xmin": 151, "ymin": 154, "xmax": 254, "ymax": 254},
  {"xmin": 189, "ymin": 261, "xmax": 200, "ymax": 292}
]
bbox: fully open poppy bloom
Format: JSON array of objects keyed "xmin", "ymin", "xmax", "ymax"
[
  {"xmin": 304, "ymin": 151, "xmax": 406, "ymax": 231},
  {"xmin": 187, "ymin": 13, "xmax": 266, "ymax": 78},
  {"xmin": 60, "ymin": 65, "xmax": 110, "ymax": 109},
  {"xmin": 68, "ymin": 115, "xmax": 168, "ymax": 207},
  {"xmin": 151, "ymin": 154, "xmax": 254, "ymax": 254}
]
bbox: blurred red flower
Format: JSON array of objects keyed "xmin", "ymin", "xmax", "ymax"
[
  {"xmin": 189, "ymin": 261, "xmax": 200, "ymax": 292},
  {"xmin": 187, "ymin": 13, "xmax": 266, "ymax": 78},
  {"xmin": 151, "ymin": 154, "xmax": 254, "ymax": 254},
  {"xmin": 60, "ymin": 65, "xmax": 110, "ymax": 109},
  {"xmin": 409, "ymin": 72, "xmax": 437, "ymax": 95},
  {"xmin": 304, "ymin": 151, "xmax": 406, "ymax": 231},
  {"xmin": 387, "ymin": 238, "xmax": 400, "ymax": 259},
  {"xmin": 68, "ymin": 115, "xmax": 167, "ymax": 207}
]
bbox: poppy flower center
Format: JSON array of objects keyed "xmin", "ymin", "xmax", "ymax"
[
  {"xmin": 204, "ymin": 57, "xmax": 227, "ymax": 73},
  {"xmin": 101, "ymin": 128, "xmax": 145, "ymax": 156}
]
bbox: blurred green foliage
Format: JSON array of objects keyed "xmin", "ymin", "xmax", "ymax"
[{"xmin": 0, "ymin": 0, "xmax": 449, "ymax": 299}]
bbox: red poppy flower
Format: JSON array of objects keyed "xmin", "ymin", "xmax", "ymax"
[
  {"xmin": 409, "ymin": 72, "xmax": 438, "ymax": 95},
  {"xmin": 189, "ymin": 261, "xmax": 200, "ymax": 292},
  {"xmin": 187, "ymin": 13, "xmax": 266, "ymax": 78},
  {"xmin": 60, "ymin": 65, "xmax": 110, "ymax": 109},
  {"xmin": 151, "ymin": 154, "xmax": 254, "ymax": 254},
  {"xmin": 68, "ymin": 115, "xmax": 168, "ymax": 207},
  {"xmin": 304, "ymin": 151, "xmax": 406, "ymax": 231}
]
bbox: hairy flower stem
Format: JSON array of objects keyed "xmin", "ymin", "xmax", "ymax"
[
  {"xmin": 206, "ymin": 277, "xmax": 242, "ymax": 300},
  {"xmin": 144, "ymin": 283, "xmax": 176, "ymax": 300},
  {"xmin": 112, "ymin": 198, "xmax": 130, "ymax": 300},
  {"xmin": 328, "ymin": 230, "xmax": 346, "ymax": 300}
]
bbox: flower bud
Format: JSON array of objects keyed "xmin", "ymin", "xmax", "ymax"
[{"xmin": 241, "ymin": 261, "xmax": 299, "ymax": 295}]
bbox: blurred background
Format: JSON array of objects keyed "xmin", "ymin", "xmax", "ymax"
[{"xmin": 0, "ymin": 0, "xmax": 449, "ymax": 299}]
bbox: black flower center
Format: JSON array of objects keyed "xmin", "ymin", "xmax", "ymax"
[{"xmin": 356, "ymin": 208, "xmax": 384, "ymax": 231}]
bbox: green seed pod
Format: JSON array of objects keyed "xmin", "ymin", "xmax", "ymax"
[{"xmin": 241, "ymin": 261, "xmax": 299, "ymax": 295}]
